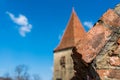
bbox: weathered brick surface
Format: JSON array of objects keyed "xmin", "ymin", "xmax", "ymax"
[
  {"xmin": 109, "ymin": 56, "xmax": 120, "ymax": 66},
  {"xmin": 101, "ymin": 9, "xmax": 120, "ymax": 27},
  {"xmin": 71, "ymin": 48, "xmax": 100, "ymax": 80},
  {"xmin": 76, "ymin": 15, "xmax": 112, "ymax": 63},
  {"xmin": 72, "ymin": 4, "xmax": 120, "ymax": 80},
  {"xmin": 117, "ymin": 38, "xmax": 120, "ymax": 44},
  {"xmin": 97, "ymin": 70, "xmax": 120, "ymax": 79},
  {"xmin": 113, "ymin": 45, "xmax": 120, "ymax": 54}
]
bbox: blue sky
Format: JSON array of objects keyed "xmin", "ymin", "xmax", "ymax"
[{"xmin": 0, "ymin": 0, "xmax": 120, "ymax": 80}]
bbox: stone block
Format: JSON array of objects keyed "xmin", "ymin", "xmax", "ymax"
[
  {"xmin": 109, "ymin": 56, "xmax": 120, "ymax": 66},
  {"xmin": 114, "ymin": 45, "xmax": 120, "ymax": 54},
  {"xmin": 101, "ymin": 9, "xmax": 120, "ymax": 27}
]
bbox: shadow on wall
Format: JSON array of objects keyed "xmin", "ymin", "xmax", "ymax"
[{"xmin": 71, "ymin": 47, "xmax": 101, "ymax": 80}]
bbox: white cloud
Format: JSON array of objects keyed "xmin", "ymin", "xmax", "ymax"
[
  {"xmin": 58, "ymin": 34, "xmax": 62, "ymax": 40},
  {"xmin": 83, "ymin": 21, "xmax": 93, "ymax": 29},
  {"xmin": 6, "ymin": 11, "xmax": 32, "ymax": 37},
  {"xmin": 58, "ymin": 30, "xmax": 65, "ymax": 40},
  {"xmin": 51, "ymin": 66, "xmax": 53, "ymax": 72}
]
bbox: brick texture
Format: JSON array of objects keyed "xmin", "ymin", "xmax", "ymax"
[{"xmin": 71, "ymin": 4, "xmax": 120, "ymax": 80}]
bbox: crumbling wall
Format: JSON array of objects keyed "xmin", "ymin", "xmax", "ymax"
[
  {"xmin": 71, "ymin": 48, "xmax": 100, "ymax": 80},
  {"xmin": 71, "ymin": 4, "xmax": 120, "ymax": 80},
  {"xmin": 95, "ymin": 27, "xmax": 120, "ymax": 80}
]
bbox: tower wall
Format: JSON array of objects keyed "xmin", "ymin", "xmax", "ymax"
[
  {"xmin": 53, "ymin": 8, "xmax": 86, "ymax": 80},
  {"xmin": 54, "ymin": 48, "xmax": 74, "ymax": 80}
]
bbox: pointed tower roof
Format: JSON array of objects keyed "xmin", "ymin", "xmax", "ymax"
[{"xmin": 54, "ymin": 8, "xmax": 86, "ymax": 52}]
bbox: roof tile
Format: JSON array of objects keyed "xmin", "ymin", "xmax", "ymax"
[{"xmin": 54, "ymin": 9, "xmax": 86, "ymax": 52}]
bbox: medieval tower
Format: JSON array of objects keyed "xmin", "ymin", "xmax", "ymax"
[{"xmin": 53, "ymin": 9, "xmax": 86, "ymax": 80}]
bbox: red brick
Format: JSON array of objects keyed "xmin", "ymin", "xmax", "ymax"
[
  {"xmin": 100, "ymin": 9, "xmax": 120, "ymax": 27},
  {"xmin": 76, "ymin": 23, "xmax": 112, "ymax": 63},
  {"xmin": 114, "ymin": 45, "xmax": 120, "ymax": 54},
  {"xmin": 97, "ymin": 70, "xmax": 120, "ymax": 79},
  {"xmin": 109, "ymin": 56, "xmax": 120, "ymax": 66},
  {"xmin": 117, "ymin": 38, "xmax": 120, "ymax": 44}
]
